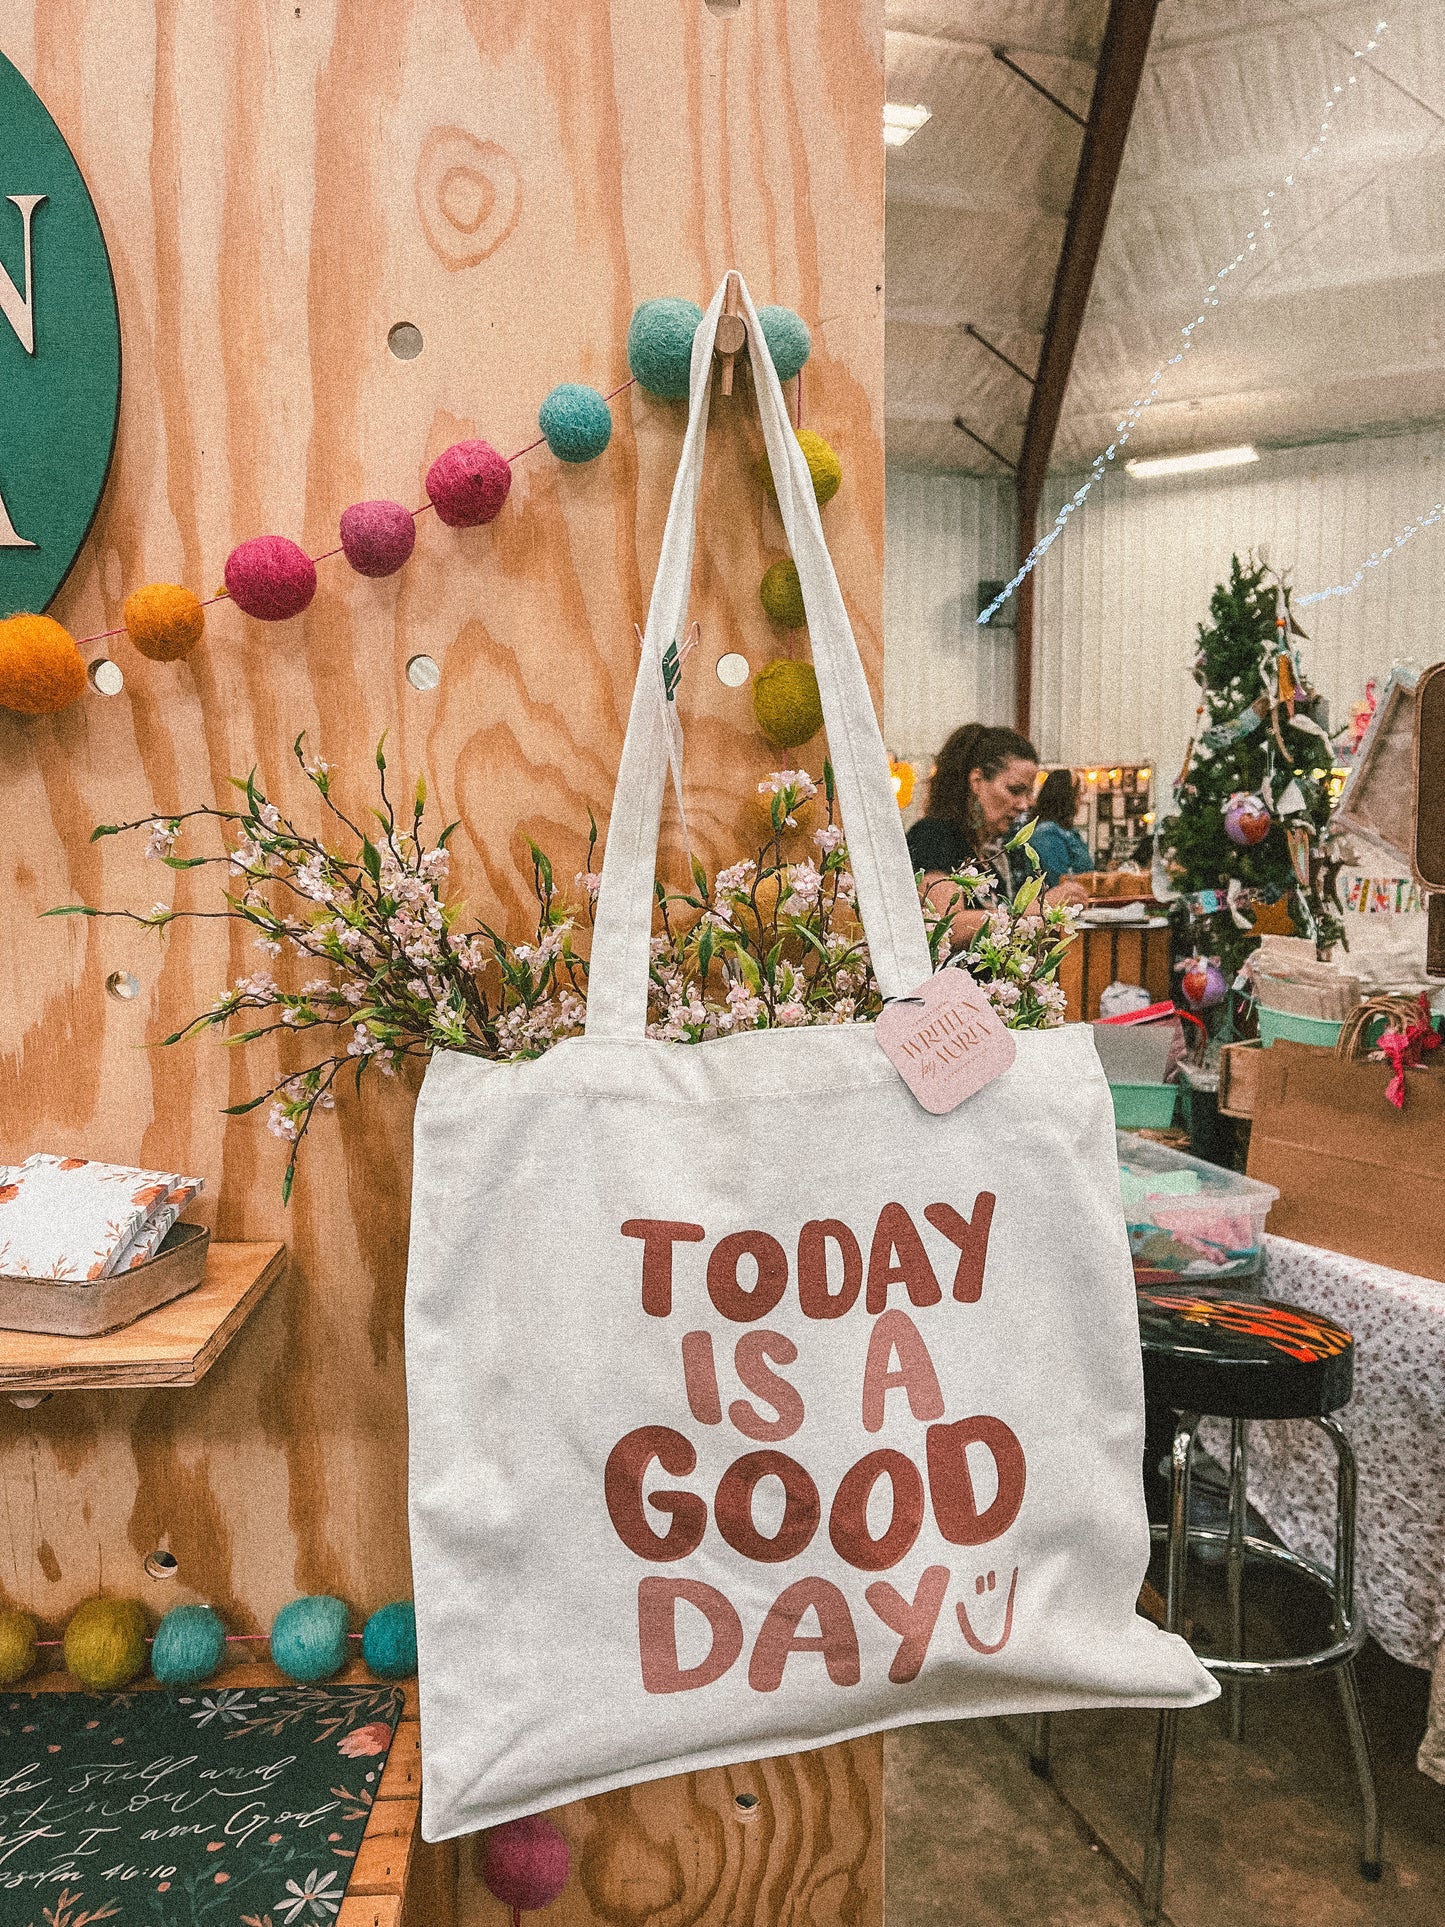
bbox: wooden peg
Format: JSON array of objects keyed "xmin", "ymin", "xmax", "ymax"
[{"xmin": 715, "ymin": 271, "xmax": 747, "ymax": 395}]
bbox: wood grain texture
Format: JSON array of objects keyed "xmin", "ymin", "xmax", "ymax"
[
  {"xmin": 0, "ymin": 3, "xmax": 884, "ymax": 1920},
  {"xmin": 0, "ymin": 1240, "xmax": 284, "ymax": 1388}
]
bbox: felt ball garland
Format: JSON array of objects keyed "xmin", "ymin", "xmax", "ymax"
[
  {"xmin": 538, "ymin": 383, "xmax": 613, "ymax": 464},
  {"xmin": 340, "ymin": 500, "xmax": 417, "ymax": 578},
  {"xmin": 0, "ymin": 613, "xmax": 87, "ymax": 714},
  {"xmin": 757, "ymin": 304, "xmax": 811, "ymax": 383},
  {"xmin": 0, "ymin": 1608, "xmax": 38, "ymax": 1686},
  {"xmin": 361, "ymin": 1599, "xmax": 417, "ymax": 1680},
  {"xmin": 753, "ymin": 659, "xmax": 823, "ymax": 748},
  {"xmin": 225, "ymin": 535, "xmax": 317, "ymax": 622},
  {"xmin": 123, "ymin": 583, "xmax": 205, "ymax": 661},
  {"xmin": 759, "ymin": 557, "xmax": 806, "ymax": 631},
  {"xmin": 757, "ymin": 428, "xmax": 842, "ymax": 508},
  {"xmin": 64, "ymin": 1597, "xmax": 148, "ymax": 1690},
  {"xmin": 627, "ymin": 296, "xmax": 704, "ymax": 399},
  {"xmin": 270, "ymin": 1594, "xmax": 351, "ymax": 1681},
  {"xmin": 151, "ymin": 1603, "xmax": 227, "ymax": 1686},
  {"xmin": 426, "ymin": 439, "xmax": 513, "ymax": 528},
  {"xmin": 482, "ymin": 1815, "xmax": 571, "ymax": 1923}
]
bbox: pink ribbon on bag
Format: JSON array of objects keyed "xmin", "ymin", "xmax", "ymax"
[{"xmin": 1376, "ymin": 994, "xmax": 1442, "ymax": 1109}]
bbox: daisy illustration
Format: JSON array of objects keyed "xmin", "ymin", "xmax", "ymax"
[
  {"xmin": 276, "ymin": 1868, "xmax": 343, "ymax": 1922},
  {"xmin": 188, "ymin": 1688, "xmax": 256, "ymax": 1727}
]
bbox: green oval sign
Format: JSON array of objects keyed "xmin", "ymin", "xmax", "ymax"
[{"xmin": 0, "ymin": 52, "xmax": 121, "ymax": 619}]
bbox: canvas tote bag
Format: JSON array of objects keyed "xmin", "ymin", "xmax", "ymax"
[{"xmin": 406, "ymin": 274, "xmax": 1217, "ymax": 1840}]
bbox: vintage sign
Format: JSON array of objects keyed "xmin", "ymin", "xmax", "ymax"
[{"xmin": 0, "ymin": 52, "xmax": 121, "ymax": 618}]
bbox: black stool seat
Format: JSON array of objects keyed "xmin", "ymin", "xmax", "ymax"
[{"xmin": 1137, "ymin": 1288, "xmax": 1354, "ymax": 1419}]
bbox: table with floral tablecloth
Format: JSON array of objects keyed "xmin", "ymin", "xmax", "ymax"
[{"xmin": 1197, "ymin": 1234, "xmax": 1445, "ymax": 1781}]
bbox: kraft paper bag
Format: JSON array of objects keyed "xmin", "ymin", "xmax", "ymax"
[{"xmin": 405, "ymin": 274, "xmax": 1217, "ymax": 1838}]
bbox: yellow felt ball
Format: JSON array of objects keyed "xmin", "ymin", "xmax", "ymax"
[
  {"xmin": 759, "ymin": 558, "xmax": 806, "ymax": 631},
  {"xmin": 124, "ymin": 582, "xmax": 205, "ymax": 662},
  {"xmin": 0, "ymin": 1609, "xmax": 38, "ymax": 1686},
  {"xmin": 63, "ymin": 1597, "xmax": 148, "ymax": 1690},
  {"xmin": 0, "ymin": 614, "xmax": 87, "ymax": 715},
  {"xmin": 757, "ymin": 430, "xmax": 842, "ymax": 509},
  {"xmin": 753, "ymin": 659, "xmax": 824, "ymax": 749}
]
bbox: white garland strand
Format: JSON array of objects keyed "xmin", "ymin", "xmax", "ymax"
[
  {"xmin": 977, "ymin": 17, "xmax": 1391, "ymax": 627},
  {"xmin": 1296, "ymin": 495, "xmax": 1445, "ymax": 604}
]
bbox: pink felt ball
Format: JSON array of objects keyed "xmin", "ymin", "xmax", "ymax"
[
  {"xmin": 425, "ymin": 439, "xmax": 512, "ymax": 528},
  {"xmin": 339, "ymin": 500, "xmax": 417, "ymax": 578},
  {"xmin": 480, "ymin": 1816, "xmax": 570, "ymax": 1912},
  {"xmin": 224, "ymin": 535, "xmax": 317, "ymax": 622}
]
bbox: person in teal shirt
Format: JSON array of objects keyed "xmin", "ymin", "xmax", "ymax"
[{"xmin": 1030, "ymin": 768, "xmax": 1093, "ymax": 889}]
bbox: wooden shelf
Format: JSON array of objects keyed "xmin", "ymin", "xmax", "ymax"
[{"xmin": 0, "ymin": 1241, "xmax": 285, "ymax": 1393}]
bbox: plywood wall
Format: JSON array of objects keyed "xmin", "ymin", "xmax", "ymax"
[{"xmin": 0, "ymin": 3, "xmax": 885, "ymax": 1921}]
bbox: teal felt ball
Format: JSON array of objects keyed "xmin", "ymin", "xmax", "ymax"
[
  {"xmin": 627, "ymin": 298, "xmax": 703, "ymax": 400},
  {"xmin": 757, "ymin": 305, "xmax": 811, "ymax": 383},
  {"xmin": 271, "ymin": 1595, "xmax": 350, "ymax": 1682},
  {"xmin": 152, "ymin": 1604, "xmax": 226, "ymax": 1687},
  {"xmin": 538, "ymin": 384, "xmax": 613, "ymax": 464},
  {"xmin": 362, "ymin": 1600, "xmax": 417, "ymax": 1680}
]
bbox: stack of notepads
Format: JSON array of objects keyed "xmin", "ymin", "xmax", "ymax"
[{"xmin": 0, "ymin": 1154, "xmax": 204, "ymax": 1282}]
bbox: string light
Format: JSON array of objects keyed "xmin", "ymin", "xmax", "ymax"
[
  {"xmin": 977, "ymin": 19, "xmax": 1391, "ymax": 627},
  {"xmin": 1296, "ymin": 493, "xmax": 1445, "ymax": 604}
]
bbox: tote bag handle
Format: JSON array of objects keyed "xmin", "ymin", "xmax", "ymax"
[{"xmin": 585, "ymin": 273, "xmax": 932, "ymax": 1041}]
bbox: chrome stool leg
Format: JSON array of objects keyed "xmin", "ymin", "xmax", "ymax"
[
  {"xmin": 1319, "ymin": 1416, "xmax": 1382, "ymax": 1879},
  {"xmin": 1225, "ymin": 1417, "xmax": 1248, "ymax": 1741},
  {"xmin": 1143, "ymin": 1412, "xmax": 1197, "ymax": 1925},
  {"xmin": 1028, "ymin": 1713, "xmax": 1051, "ymax": 1778}
]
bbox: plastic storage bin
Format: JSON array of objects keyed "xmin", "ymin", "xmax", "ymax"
[
  {"xmin": 1257, "ymin": 1005, "xmax": 1343, "ymax": 1049},
  {"xmin": 1109, "ymin": 1082, "xmax": 1179, "ymax": 1130},
  {"xmin": 1117, "ymin": 1130, "xmax": 1279, "ymax": 1282}
]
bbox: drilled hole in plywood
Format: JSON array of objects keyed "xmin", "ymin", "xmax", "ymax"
[
  {"xmin": 144, "ymin": 1549, "xmax": 179, "ymax": 1580},
  {"xmin": 388, "ymin": 321, "xmax": 424, "ymax": 360},
  {"xmin": 88, "ymin": 658, "xmax": 124, "ymax": 695},
  {"xmin": 734, "ymin": 1792, "xmax": 760, "ymax": 1820},
  {"xmin": 106, "ymin": 971, "xmax": 140, "ymax": 1001},
  {"xmin": 407, "ymin": 654, "xmax": 441, "ymax": 692},
  {"xmin": 716, "ymin": 652, "xmax": 750, "ymax": 688},
  {"xmin": 704, "ymin": 0, "xmax": 743, "ymax": 11}
]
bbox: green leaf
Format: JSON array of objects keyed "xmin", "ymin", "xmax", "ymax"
[
  {"xmin": 162, "ymin": 854, "xmax": 210, "ymax": 870},
  {"xmin": 361, "ymin": 837, "xmax": 382, "ymax": 884},
  {"xmin": 89, "ymin": 824, "xmax": 120, "ymax": 842},
  {"xmin": 526, "ymin": 839, "xmax": 554, "ymax": 894},
  {"xmin": 1006, "ymin": 817, "xmax": 1037, "ymax": 850},
  {"xmin": 690, "ymin": 855, "xmax": 709, "ymax": 899},
  {"xmin": 438, "ymin": 820, "xmax": 461, "ymax": 847},
  {"xmin": 823, "ymin": 759, "xmax": 835, "ymax": 806},
  {"xmin": 375, "ymin": 732, "xmax": 389, "ymax": 771},
  {"xmin": 221, "ymin": 1092, "xmax": 272, "ymax": 1116},
  {"xmin": 1012, "ymin": 873, "xmax": 1044, "ymax": 914},
  {"xmin": 696, "ymin": 927, "xmax": 714, "ymax": 979},
  {"xmin": 282, "ymin": 1163, "xmax": 295, "ymax": 1206},
  {"xmin": 764, "ymin": 939, "xmax": 784, "ymax": 983},
  {"xmin": 40, "ymin": 904, "xmax": 97, "ymax": 917}
]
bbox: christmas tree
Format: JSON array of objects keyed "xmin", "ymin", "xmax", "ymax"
[{"xmin": 1160, "ymin": 553, "xmax": 1342, "ymax": 1010}]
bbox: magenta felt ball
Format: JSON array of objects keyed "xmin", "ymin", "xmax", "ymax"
[
  {"xmin": 481, "ymin": 1816, "xmax": 570, "ymax": 1911},
  {"xmin": 339, "ymin": 500, "xmax": 416, "ymax": 578},
  {"xmin": 425, "ymin": 439, "xmax": 512, "ymax": 528},
  {"xmin": 224, "ymin": 535, "xmax": 317, "ymax": 621}
]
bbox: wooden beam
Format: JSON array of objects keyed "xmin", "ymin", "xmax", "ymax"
[{"xmin": 1013, "ymin": 0, "xmax": 1159, "ymax": 734}]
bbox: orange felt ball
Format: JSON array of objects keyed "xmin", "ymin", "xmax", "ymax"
[
  {"xmin": 0, "ymin": 613, "xmax": 87, "ymax": 715},
  {"xmin": 124, "ymin": 582, "xmax": 205, "ymax": 662}
]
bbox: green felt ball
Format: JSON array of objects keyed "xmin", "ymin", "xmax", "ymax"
[
  {"xmin": 539, "ymin": 384, "xmax": 613, "ymax": 464},
  {"xmin": 64, "ymin": 1598, "xmax": 147, "ymax": 1690},
  {"xmin": 757, "ymin": 305, "xmax": 811, "ymax": 382},
  {"xmin": 0, "ymin": 1608, "xmax": 38, "ymax": 1686},
  {"xmin": 627, "ymin": 298, "xmax": 703, "ymax": 400},
  {"xmin": 152, "ymin": 1605, "xmax": 226, "ymax": 1687},
  {"xmin": 362, "ymin": 1601, "xmax": 417, "ymax": 1680},
  {"xmin": 753, "ymin": 659, "xmax": 824, "ymax": 748},
  {"xmin": 271, "ymin": 1595, "xmax": 350, "ymax": 1683},
  {"xmin": 760, "ymin": 558, "xmax": 806, "ymax": 630},
  {"xmin": 757, "ymin": 429, "xmax": 842, "ymax": 508}
]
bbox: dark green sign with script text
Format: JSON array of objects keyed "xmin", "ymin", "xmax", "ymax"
[{"xmin": 0, "ymin": 52, "xmax": 121, "ymax": 618}]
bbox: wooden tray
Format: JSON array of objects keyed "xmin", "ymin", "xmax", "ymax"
[{"xmin": 0, "ymin": 1221, "xmax": 210, "ymax": 1338}]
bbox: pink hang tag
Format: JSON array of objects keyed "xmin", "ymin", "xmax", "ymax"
[{"xmin": 875, "ymin": 968, "xmax": 1016, "ymax": 1115}]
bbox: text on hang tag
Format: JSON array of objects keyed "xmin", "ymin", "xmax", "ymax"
[{"xmin": 874, "ymin": 968, "xmax": 1016, "ymax": 1115}]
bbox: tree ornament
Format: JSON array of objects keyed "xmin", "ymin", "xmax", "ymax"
[
  {"xmin": 270, "ymin": 1595, "xmax": 350, "ymax": 1682},
  {"xmin": 757, "ymin": 429, "xmax": 841, "ymax": 508},
  {"xmin": 0, "ymin": 613, "xmax": 87, "ymax": 714},
  {"xmin": 224, "ymin": 536, "xmax": 317, "ymax": 621},
  {"xmin": 123, "ymin": 583, "xmax": 205, "ymax": 661},
  {"xmin": 63, "ymin": 1598, "xmax": 148, "ymax": 1690},
  {"xmin": 481, "ymin": 1815, "xmax": 571, "ymax": 1923},
  {"xmin": 753, "ymin": 659, "xmax": 823, "ymax": 747},
  {"xmin": 756, "ymin": 304, "xmax": 811, "ymax": 382},
  {"xmin": 758, "ymin": 557, "xmax": 806, "ymax": 630},
  {"xmin": 538, "ymin": 384, "xmax": 612, "ymax": 463},
  {"xmin": 627, "ymin": 297, "xmax": 703, "ymax": 399},
  {"xmin": 426, "ymin": 439, "xmax": 512, "ymax": 528},
  {"xmin": 361, "ymin": 1600, "xmax": 417, "ymax": 1680},
  {"xmin": 1223, "ymin": 792, "xmax": 1271, "ymax": 846},
  {"xmin": 1180, "ymin": 957, "xmax": 1227, "ymax": 1010},
  {"xmin": 0, "ymin": 1608, "xmax": 38, "ymax": 1686},
  {"xmin": 151, "ymin": 1603, "xmax": 227, "ymax": 1686},
  {"xmin": 340, "ymin": 500, "xmax": 417, "ymax": 578}
]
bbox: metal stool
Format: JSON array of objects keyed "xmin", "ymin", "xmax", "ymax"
[
  {"xmin": 1135, "ymin": 1287, "xmax": 1381, "ymax": 1921},
  {"xmin": 1025, "ymin": 1288, "xmax": 1381, "ymax": 1923}
]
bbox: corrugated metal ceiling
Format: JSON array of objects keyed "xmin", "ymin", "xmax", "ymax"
[{"xmin": 886, "ymin": 1, "xmax": 1445, "ymax": 474}]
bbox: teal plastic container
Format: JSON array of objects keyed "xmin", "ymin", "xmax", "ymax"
[
  {"xmin": 1257, "ymin": 1005, "xmax": 1343, "ymax": 1049},
  {"xmin": 1109, "ymin": 1082, "xmax": 1179, "ymax": 1130}
]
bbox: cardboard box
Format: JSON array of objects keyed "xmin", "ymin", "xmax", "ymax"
[
  {"xmin": 1217, "ymin": 1040, "xmax": 1263, "ymax": 1120},
  {"xmin": 1246, "ymin": 1042, "xmax": 1445, "ymax": 1282}
]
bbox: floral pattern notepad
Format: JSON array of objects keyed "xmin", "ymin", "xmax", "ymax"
[{"xmin": 0, "ymin": 1154, "xmax": 204, "ymax": 1281}]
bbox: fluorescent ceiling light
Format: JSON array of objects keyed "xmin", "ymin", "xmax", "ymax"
[
  {"xmin": 884, "ymin": 102, "xmax": 931, "ymax": 146},
  {"xmin": 1125, "ymin": 445, "xmax": 1259, "ymax": 479}
]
